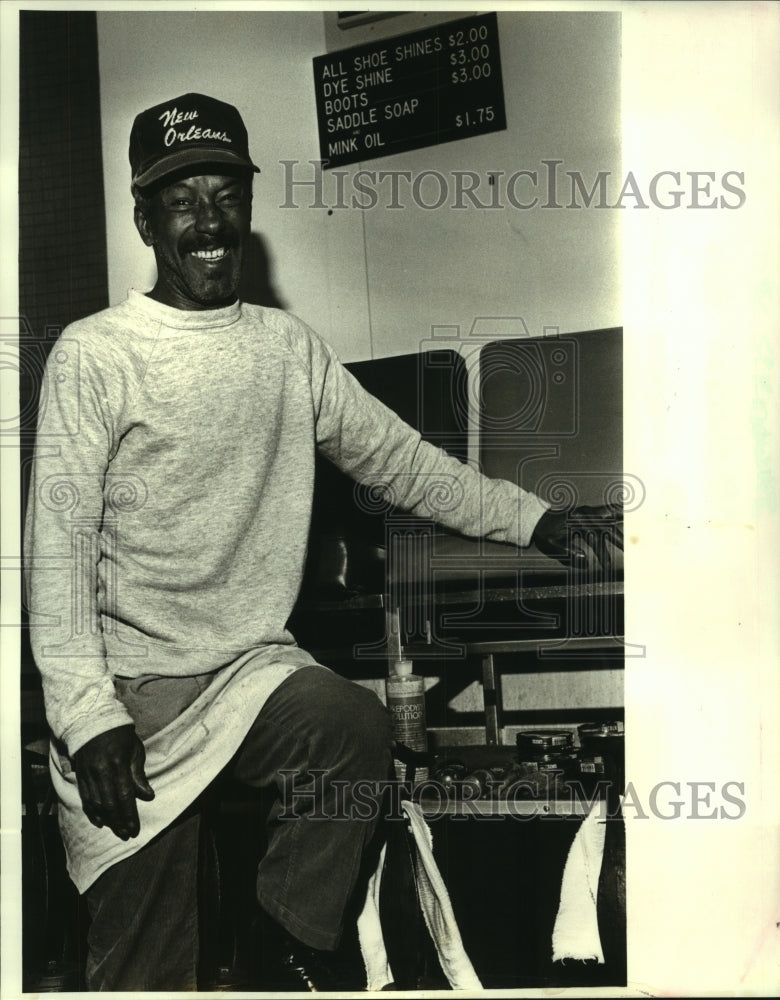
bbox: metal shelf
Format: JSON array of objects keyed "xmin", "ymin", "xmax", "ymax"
[
  {"xmin": 422, "ymin": 580, "xmax": 624, "ymax": 606},
  {"xmin": 415, "ymin": 796, "xmax": 591, "ymax": 818},
  {"xmin": 402, "ymin": 633, "xmax": 626, "ymax": 658},
  {"xmin": 299, "ymin": 580, "xmax": 623, "ymax": 615}
]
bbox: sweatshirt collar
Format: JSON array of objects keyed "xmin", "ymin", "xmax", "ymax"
[{"xmin": 126, "ymin": 288, "xmax": 242, "ymax": 330}]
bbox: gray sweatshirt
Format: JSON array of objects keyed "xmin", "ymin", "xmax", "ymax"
[{"xmin": 25, "ymin": 290, "xmax": 548, "ymax": 758}]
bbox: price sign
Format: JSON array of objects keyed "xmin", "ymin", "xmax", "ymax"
[{"xmin": 312, "ymin": 12, "xmax": 506, "ymax": 169}]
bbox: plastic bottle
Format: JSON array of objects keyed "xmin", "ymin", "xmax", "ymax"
[{"xmin": 385, "ymin": 660, "xmax": 428, "ymax": 782}]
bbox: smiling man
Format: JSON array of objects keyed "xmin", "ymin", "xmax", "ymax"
[
  {"xmin": 135, "ymin": 173, "xmax": 249, "ymax": 308},
  {"xmin": 24, "ymin": 93, "xmax": 622, "ymax": 992}
]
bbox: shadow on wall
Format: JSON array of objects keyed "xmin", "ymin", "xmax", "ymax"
[{"xmin": 237, "ymin": 231, "xmax": 287, "ymax": 310}]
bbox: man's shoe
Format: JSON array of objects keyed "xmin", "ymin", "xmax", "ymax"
[
  {"xmin": 276, "ymin": 936, "xmax": 357, "ymax": 992},
  {"xmin": 251, "ymin": 910, "xmax": 364, "ymax": 992}
]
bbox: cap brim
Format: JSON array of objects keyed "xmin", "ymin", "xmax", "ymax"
[{"xmin": 132, "ymin": 147, "xmax": 260, "ymax": 189}]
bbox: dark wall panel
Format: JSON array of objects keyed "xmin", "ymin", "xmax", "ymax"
[
  {"xmin": 19, "ymin": 11, "xmax": 108, "ymax": 344},
  {"xmin": 19, "ymin": 11, "xmax": 107, "ymax": 678}
]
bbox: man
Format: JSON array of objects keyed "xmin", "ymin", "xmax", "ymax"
[{"xmin": 25, "ymin": 93, "xmax": 622, "ymax": 992}]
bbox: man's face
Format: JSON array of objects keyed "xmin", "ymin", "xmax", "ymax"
[{"xmin": 135, "ymin": 172, "xmax": 252, "ymax": 311}]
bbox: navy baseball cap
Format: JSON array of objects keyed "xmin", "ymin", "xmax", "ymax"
[{"xmin": 129, "ymin": 93, "xmax": 260, "ymax": 189}]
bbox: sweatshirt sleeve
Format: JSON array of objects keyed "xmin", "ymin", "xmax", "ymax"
[
  {"xmin": 298, "ymin": 323, "xmax": 549, "ymax": 548},
  {"xmin": 23, "ymin": 331, "xmax": 134, "ymax": 755}
]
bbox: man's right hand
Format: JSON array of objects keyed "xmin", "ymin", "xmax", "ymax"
[{"xmin": 72, "ymin": 724, "xmax": 155, "ymax": 840}]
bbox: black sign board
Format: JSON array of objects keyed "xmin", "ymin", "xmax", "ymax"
[{"xmin": 313, "ymin": 12, "xmax": 506, "ymax": 169}]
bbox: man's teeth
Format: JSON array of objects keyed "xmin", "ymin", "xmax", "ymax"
[{"xmin": 191, "ymin": 247, "xmax": 227, "ymax": 260}]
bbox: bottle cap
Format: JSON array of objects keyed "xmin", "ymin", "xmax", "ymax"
[{"xmin": 390, "ymin": 659, "xmax": 414, "ymax": 677}]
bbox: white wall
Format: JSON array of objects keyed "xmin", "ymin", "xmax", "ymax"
[
  {"xmin": 357, "ymin": 11, "xmax": 621, "ymax": 358},
  {"xmin": 98, "ymin": 9, "xmax": 620, "ymax": 362}
]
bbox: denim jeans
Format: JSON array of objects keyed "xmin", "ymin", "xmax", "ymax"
[{"xmin": 84, "ymin": 666, "xmax": 394, "ymax": 991}]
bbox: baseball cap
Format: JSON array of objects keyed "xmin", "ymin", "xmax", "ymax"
[{"xmin": 129, "ymin": 93, "xmax": 260, "ymax": 189}]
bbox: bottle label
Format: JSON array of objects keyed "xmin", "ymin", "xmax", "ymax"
[{"xmin": 387, "ymin": 693, "xmax": 427, "ymax": 751}]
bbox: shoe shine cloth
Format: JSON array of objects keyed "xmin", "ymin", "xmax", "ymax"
[{"xmin": 357, "ymin": 799, "xmax": 482, "ymax": 991}]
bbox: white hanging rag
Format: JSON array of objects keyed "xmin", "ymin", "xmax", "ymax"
[
  {"xmin": 357, "ymin": 838, "xmax": 394, "ymax": 991},
  {"xmin": 551, "ymin": 799, "xmax": 608, "ymax": 963},
  {"xmin": 357, "ymin": 800, "xmax": 482, "ymax": 991}
]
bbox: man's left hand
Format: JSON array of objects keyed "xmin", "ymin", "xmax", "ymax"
[
  {"xmin": 72, "ymin": 724, "xmax": 154, "ymax": 841},
  {"xmin": 531, "ymin": 504, "xmax": 623, "ymax": 572}
]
